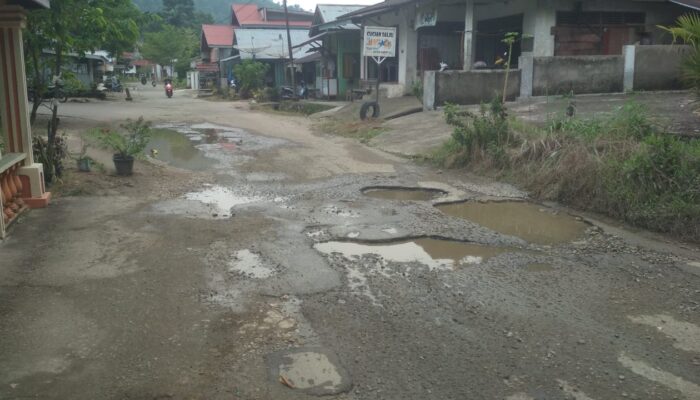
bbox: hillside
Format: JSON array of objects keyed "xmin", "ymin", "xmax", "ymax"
[{"xmin": 132, "ymin": 0, "xmax": 304, "ymax": 23}]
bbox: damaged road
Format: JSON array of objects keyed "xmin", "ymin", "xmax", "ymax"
[{"xmin": 1, "ymin": 86, "xmax": 699, "ymax": 400}]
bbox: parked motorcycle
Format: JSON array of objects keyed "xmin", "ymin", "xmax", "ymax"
[
  {"xmin": 279, "ymin": 81, "xmax": 307, "ymax": 100},
  {"xmin": 27, "ymin": 84, "xmax": 68, "ymax": 103},
  {"xmin": 104, "ymin": 77, "xmax": 123, "ymax": 92},
  {"xmin": 140, "ymin": 75, "xmax": 147, "ymax": 85},
  {"xmin": 152, "ymin": 80, "xmax": 157, "ymax": 87}
]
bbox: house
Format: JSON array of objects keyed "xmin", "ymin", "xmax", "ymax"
[
  {"xmin": 234, "ymin": 28, "xmax": 311, "ymax": 87},
  {"xmin": 340, "ymin": 0, "xmax": 693, "ymax": 100},
  {"xmin": 295, "ymin": 4, "xmax": 365, "ymax": 98},
  {"xmin": 231, "ymin": 3, "xmax": 314, "ymax": 28},
  {"xmin": 197, "ymin": 24, "xmax": 235, "ymax": 88},
  {"xmin": 0, "ymin": 0, "xmax": 52, "ymax": 239},
  {"xmin": 197, "ymin": 4, "xmax": 315, "ymax": 89}
]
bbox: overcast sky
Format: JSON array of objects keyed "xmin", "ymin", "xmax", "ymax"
[{"xmin": 291, "ymin": 0, "xmax": 379, "ymax": 12}]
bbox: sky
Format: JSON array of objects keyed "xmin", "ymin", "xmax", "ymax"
[{"xmin": 291, "ymin": 0, "xmax": 379, "ymax": 12}]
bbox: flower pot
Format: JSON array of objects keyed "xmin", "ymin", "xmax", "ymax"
[
  {"xmin": 77, "ymin": 158, "xmax": 91, "ymax": 172},
  {"xmin": 113, "ymin": 154, "xmax": 134, "ymax": 176}
]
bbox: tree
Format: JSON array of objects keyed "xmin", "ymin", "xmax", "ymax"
[
  {"xmin": 24, "ymin": 0, "xmax": 142, "ymax": 182},
  {"xmin": 233, "ymin": 60, "xmax": 269, "ymax": 98},
  {"xmin": 660, "ymin": 13, "xmax": 700, "ymax": 91},
  {"xmin": 140, "ymin": 24, "xmax": 198, "ymax": 78}
]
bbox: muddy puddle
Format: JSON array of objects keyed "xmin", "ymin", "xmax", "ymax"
[
  {"xmin": 436, "ymin": 201, "xmax": 587, "ymax": 245},
  {"xmin": 362, "ymin": 187, "xmax": 445, "ymax": 201},
  {"xmin": 147, "ymin": 128, "xmax": 217, "ymax": 170},
  {"xmin": 150, "ymin": 123, "xmax": 286, "ymax": 171},
  {"xmin": 314, "ymin": 238, "xmax": 511, "ymax": 270}
]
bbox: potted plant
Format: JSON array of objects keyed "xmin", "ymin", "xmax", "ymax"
[
  {"xmin": 93, "ymin": 117, "xmax": 151, "ymax": 176},
  {"xmin": 70, "ymin": 137, "xmax": 92, "ymax": 172}
]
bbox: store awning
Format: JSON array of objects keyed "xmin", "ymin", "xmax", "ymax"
[
  {"xmin": 294, "ymin": 51, "xmax": 322, "ymax": 64},
  {"xmin": 292, "ymin": 32, "xmax": 327, "ymax": 49}
]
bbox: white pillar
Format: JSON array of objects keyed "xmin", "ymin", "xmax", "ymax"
[
  {"xmin": 398, "ymin": 7, "xmax": 417, "ymax": 90},
  {"xmin": 463, "ymin": 0, "xmax": 475, "ymax": 70},
  {"xmin": 623, "ymin": 45, "xmax": 635, "ymax": 92},
  {"xmin": 524, "ymin": 1, "xmax": 556, "ymax": 57}
]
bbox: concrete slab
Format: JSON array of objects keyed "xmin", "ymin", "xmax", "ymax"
[
  {"xmin": 370, "ymin": 109, "xmax": 452, "ymax": 157},
  {"xmin": 266, "ymin": 347, "xmax": 352, "ymax": 396}
]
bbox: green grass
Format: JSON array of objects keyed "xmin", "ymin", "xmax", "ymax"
[{"xmin": 434, "ymin": 99, "xmax": 700, "ymax": 241}]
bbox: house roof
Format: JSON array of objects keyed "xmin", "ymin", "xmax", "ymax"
[
  {"xmin": 338, "ymin": 0, "xmax": 416, "ymax": 21},
  {"xmin": 202, "ymin": 24, "xmax": 235, "ymax": 47},
  {"xmin": 310, "ymin": 4, "xmax": 365, "ymax": 35},
  {"xmin": 234, "ymin": 28, "xmax": 311, "ymax": 60},
  {"xmin": 7, "ymin": 0, "xmax": 50, "ymax": 9},
  {"xmin": 669, "ymin": 0, "xmax": 700, "ymax": 10},
  {"xmin": 231, "ymin": 4, "xmax": 313, "ymax": 28}
]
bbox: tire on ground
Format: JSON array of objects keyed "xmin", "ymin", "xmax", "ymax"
[{"xmin": 359, "ymin": 101, "xmax": 380, "ymax": 120}]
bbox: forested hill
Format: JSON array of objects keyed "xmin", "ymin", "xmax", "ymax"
[{"xmin": 132, "ymin": 0, "xmax": 306, "ymax": 21}]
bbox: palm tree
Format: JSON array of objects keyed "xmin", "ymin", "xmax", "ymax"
[{"xmin": 660, "ymin": 13, "xmax": 700, "ymax": 91}]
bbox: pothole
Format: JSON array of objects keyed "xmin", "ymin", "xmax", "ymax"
[
  {"xmin": 314, "ymin": 237, "xmax": 511, "ymax": 270},
  {"xmin": 362, "ymin": 186, "xmax": 446, "ymax": 201},
  {"xmin": 228, "ymin": 249, "xmax": 275, "ymax": 279},
  {"xmin": 150, "ymin": 123, "xmax": 286, "ymax": 171},
  {"xmin": 147, "ymin": 128, "xmax": 218, "ymax": 171},
  {"xmin": 436, "ymin": 201, "xmax": 587, "ymax": 245},
  {"xmin": 266, "ymin": 347, "xmax": 352, "ymax": 396}
]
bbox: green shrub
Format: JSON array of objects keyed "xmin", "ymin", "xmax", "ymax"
[
  {"xmin": 411, "ymin": 79, "xmax": 423, "ymax": 102},
  {"xmin": 443, "ymin": 98, "xmax": 512, "ymax": 166},
  {"xmin": 90, "ymin": 117, "xmax": 151, "ymax": 158},
  {"xmin": 233, "ymin": 60, "xmax": 269, "ymax": 98},
  {"xmin": 660, "ymin": 13, "xmax": 700, "ymax": 91}
]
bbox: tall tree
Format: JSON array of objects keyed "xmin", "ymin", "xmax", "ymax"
[
  {"xmin": 140, "ymin": 24, "xmax": 197, "ymax": 78},
  {"xmin": 162, "ymin": 0, "xmax": 194, "ymax": 27},
  {"xmin": 24, "ymin": 0, "xmax": 142, "ymax": 181}
]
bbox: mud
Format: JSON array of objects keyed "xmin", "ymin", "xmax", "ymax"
[
  {"xmin": 436, "ymin": 200, "xmax": 588, "ymax": 245},
  {"xmin": 362, "ymin": 186, "xmax": 445, "ymax": 201},
  {"xmin": 3, "ymin": 85, "xmax": 699, "ymax": 400}
]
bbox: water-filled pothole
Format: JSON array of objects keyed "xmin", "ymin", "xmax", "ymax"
[
  {"xmin": 436, "ymin": 201, "xmax": 587, "ymax": 245},
  {"xmin": 314, "ymin": 237, "xmax": 511, "ymax": 270},
  {"xmin": 362, "ymin": 186, "xmax": 446, "ymax": 201},
  {"xmin": 147, "ymin": 128, "xmax": 217, "ymax": 171}
]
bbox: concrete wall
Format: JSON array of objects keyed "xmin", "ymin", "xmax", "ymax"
[
  {"xmin": 425, "ymin": 69, "xmax": 521, "ymax": 109},
  {"xmin": 532, "ymin": 55, "xmax": 624, "ymax": 96},
  {"xmin": 634, "ymin": 45, "xmax": 690, "ymax": 91}
]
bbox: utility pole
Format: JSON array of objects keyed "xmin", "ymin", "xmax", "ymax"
[{"xmin": 283, "ymin": 0, "xmax": 296, "ymax": 99}]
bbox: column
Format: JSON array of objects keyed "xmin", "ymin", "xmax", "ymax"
[
  {"xmin": 462, "ymin": 0, "xmax": 475, "ymax": 70},
  {"xmin": 0, "ymin": 6, "xmax": 50, "ymax": 208},
  {"xmin": 524, "ymin": 1, "xmax": 556, "ymax": 57},
  {"xmin": 398, "ymin": 7, "xmax": 417, "ymax": 91},
  {"xmin": 623, "ymin": 45, "xmax": 635, "ymax": 92}
]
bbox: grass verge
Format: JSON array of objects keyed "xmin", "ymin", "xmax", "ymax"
[{"xmin": 433, "ymin": 99, "xmax": 700, "ymax": 241}]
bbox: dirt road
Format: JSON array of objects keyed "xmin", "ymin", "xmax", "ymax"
[{"xmin": 1, "ymin": 85, "xmax": 699, "ymax": 400}]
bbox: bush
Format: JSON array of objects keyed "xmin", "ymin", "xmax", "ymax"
[
  {"xmin": 660, "ymin": 13, "xmax": 700, "ymax": 91},
  {"xmin": 253, "ymin": 87, "xmax": 278, "ymax": 102},
  {"xmin": 443, "ymin": 98, "xmax": 512, "ymax": 166},
  {"xmin": 233, "ymin": 60, "xmax": 269, "ymax": 98},
  {"xmin": 90, "ymin": 117, "xmax": 151, "ymax": 158},
  {"xmin": 604, "ymin": 134, "xmax": 700, "ymax": 236},
  {"xmin": 411, "ymin": 79, "xmax": 423, "ymax": 102}
]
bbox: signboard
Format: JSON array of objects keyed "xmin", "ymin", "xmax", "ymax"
[
  {"xmin": 363, "ymin": 26, "xmax": 396, "ymax": 58},
  {"xmin": 415, "ymin": 7, "xmax": 437, "ymax": 29}
]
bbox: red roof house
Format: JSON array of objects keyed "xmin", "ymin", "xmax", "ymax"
[{"xmin": 231, "ymin": 4, "xmax": 313, "ymax": 28}]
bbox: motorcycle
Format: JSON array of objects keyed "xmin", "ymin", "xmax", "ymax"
[
  {"xmin": 279, "ymin": 81, "xmax": 307, "ymax": 100},
  {"xmin": 164, "ymin": 79, "xmax": 173, "ymax": 98},
  {"xmin": 140, "ymin": 75, "xmax": 147, "ymax": 85},
  {"xmin": 104, "ymin": 77, "xmax": 123, "ymax": 92},
  {"xmin": 152, "ymin": 80, "xmax": 157, "ymax": 87},
  {"xmin": 27, "ymin": 84, "xmax": 67, "ymax": 103}
]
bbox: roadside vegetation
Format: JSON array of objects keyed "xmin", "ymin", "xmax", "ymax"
[
  {"xmin": 434, "ymin": 99, "xmax": 700, "ymax": 241},
  {"xmin": 317, "ymin": 118, "xmax": 385, "ymax": 144}
]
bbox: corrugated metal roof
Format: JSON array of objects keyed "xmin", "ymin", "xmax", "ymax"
[
  {"xmin": 232, "ymin": 4, "xmax": 313, "ymax": 28},
  {"xmin": 202, "ymin": 24, "xmax": 235, "ymax": 47},
  {"xmin": 317, "ymin": 4, "xmax": 367, "ymax": 24},
  {"xmin": 234, "ymin": 28, "xmax": 312, "ymax": 60}
]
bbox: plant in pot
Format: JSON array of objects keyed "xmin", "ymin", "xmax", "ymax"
[
  {"xmin": 69, "ymin": 136, "xmax": 92, "ymax": 172},
  {"xmin": 93, "ymin": 117, "xmax": 151, "ymax": 176}
]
